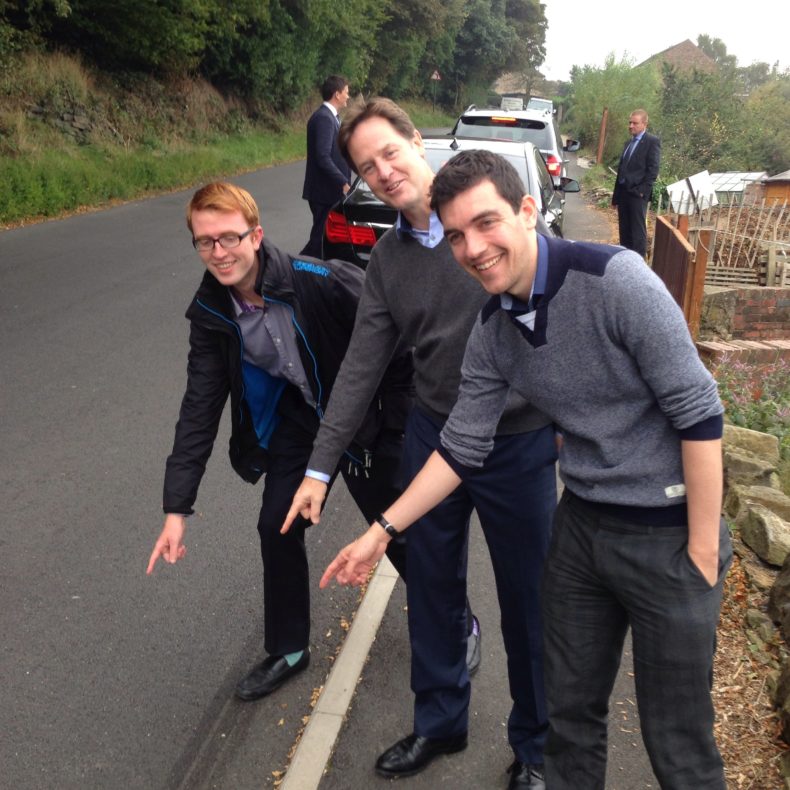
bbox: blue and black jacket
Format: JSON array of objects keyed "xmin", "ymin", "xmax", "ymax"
[{"xmin": 163, "ymin": 239, "xmax": 413, "ymax": 515}]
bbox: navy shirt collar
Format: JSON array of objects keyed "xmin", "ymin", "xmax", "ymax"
[{"xmin": 500, "ymin": 233, "xmax": 548, "ymax": 312}]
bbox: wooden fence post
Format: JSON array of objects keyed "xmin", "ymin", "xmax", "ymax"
[
  {"xmin": 688, "ymin": 229, "xmax": 710, "ymax": 341},
  {"xmin": 597, "ymin": 108, "xmax": 608, "ymax": 166}
]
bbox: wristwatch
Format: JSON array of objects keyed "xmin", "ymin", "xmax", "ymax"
[{"xmin": 374, "ymin": 513, "xmax": 399, "ymax": 538}]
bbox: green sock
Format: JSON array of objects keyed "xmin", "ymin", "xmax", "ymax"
[{"xmin": 283, "ymin": 650, "xmax": 304, "ymax": 667}]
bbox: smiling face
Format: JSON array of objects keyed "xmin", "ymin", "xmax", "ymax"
[
  {"xmin": 190, "ymin": 208, "xmax": 263, "ymax": 295},
  {"xmin": 346, "ymin": 116, "xmax": 434, "ymax": 223},
  {"xmin": 441, "ymin": 179, "xmax": 539, "ymax": 301}
]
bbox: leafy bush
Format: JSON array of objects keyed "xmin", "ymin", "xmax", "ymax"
[{"xmin": 712, "ymin": 355, "xmax": 790, "ymax": 460}]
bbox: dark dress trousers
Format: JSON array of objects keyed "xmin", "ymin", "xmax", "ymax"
[
  {"xmin": 301, "ymin": 104, "xmax": 351, "ymax": 258},
  {"xmin": 611, "ymin": 132, "xmax": 661, "ymax": 257}
]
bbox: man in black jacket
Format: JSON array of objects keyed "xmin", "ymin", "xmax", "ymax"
[
  {"xmin": 146, "ymin": 181, "xmax": 413, "ymax": 700},
  {"xmin": 611, "ymin": 109, "xmax": 661, "ymax": 257}
]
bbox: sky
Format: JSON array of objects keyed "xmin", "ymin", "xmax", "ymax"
[{"xmin": 541, "ymin": 0, "xmax": 789, "ymax": 82}]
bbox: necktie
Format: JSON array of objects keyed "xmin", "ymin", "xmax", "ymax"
[{"xmin": 624, "ymin": 136, "xmax": 638, "ymax": 161}]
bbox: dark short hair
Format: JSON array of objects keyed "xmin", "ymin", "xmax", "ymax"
[
  {"xmin": 338, "ymin": 97, "xmax": 416, "ymax": 173},
  {"xmin": 321, "ymin": 75, "xmax": 348, "ymax": 101},
  {"xmin": 430, "ymin": 150, "xmax": 525, "ymax": 218}
]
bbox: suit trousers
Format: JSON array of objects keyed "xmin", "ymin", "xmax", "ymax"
[
  {"xmin": 257, "ymin": 413, "xmax": 407, "ymax": 655},
  {"xmin": 301, "ymin": 200, "xmax": 333, "ymax": 259},
  {"xmin": 616, "ymin": 193, "xmax": 649, "ymax": 257},
  {"xmin": 400, "ymin": 407, "xmax": 557, "ymax": 763},
  {"xmin": 542, "ymin": 490, "xmax": 731, "ymax": 789}
]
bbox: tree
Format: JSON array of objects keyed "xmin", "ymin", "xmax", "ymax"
[
  {"xmin": 565, "ymin": 54, "xmax": 662, "ymax": 164},
  {"xmin": 696, "ymin": 34, "xmax": 737, "ymax": 71},
  {"xmin": 366, "ymin": 0, "xmax": 456, "ymax": 98},
  {"xmin": 440, "ymin": 0, "xmax": 516, "ymax": 106},
  {"xmin": 503, "ymin": 0, "xmax": 547, "ymax": 97},
  {"xmin": 46, "ymin": 0, "xmax": 212, "ymax": 74},
  {"xmin": 658, "ymin": 63, "xmax": 750, "ymax": 178},
  {"xmin": 745, "ymin": 76, "xmax": 790, "ymax": 173}
]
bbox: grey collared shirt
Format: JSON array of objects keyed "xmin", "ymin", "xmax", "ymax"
[{"xmin": 231, "ymin": 293, "xmax": 315, "ymax": 407}]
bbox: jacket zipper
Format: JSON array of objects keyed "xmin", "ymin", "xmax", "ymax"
[{"xmin": 196, "ymin": 298, "xmax": 246, "ymax": 424}]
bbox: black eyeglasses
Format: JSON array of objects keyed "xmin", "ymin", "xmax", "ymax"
[{"xmin": 192, "ymin": 228, "xmax": 255, "ymax": 252}]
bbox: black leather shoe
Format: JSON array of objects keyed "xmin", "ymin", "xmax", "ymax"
[
  {"xmin": 375, "ymin": 732, "xmax": 468, "ymax": 778},
  {"xmin": 507, "ymin": 760, "xmax": 546, "ymax": 789},
  {"xmin": 466, "ymin": 615, "xmax": 482, "ymax": 676},
  {"xmin": 234, "ymin": 650, "xmax": 310, "ymax": 701}
]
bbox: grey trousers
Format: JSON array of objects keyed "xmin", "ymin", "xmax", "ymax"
[{"xmin": 542, "ymin": 490, "xmax": 732, "ymax": 789}]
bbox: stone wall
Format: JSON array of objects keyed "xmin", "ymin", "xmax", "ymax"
[{"xmin": 723, "ymin": 425, "xmax": 790, "ymax": 765}]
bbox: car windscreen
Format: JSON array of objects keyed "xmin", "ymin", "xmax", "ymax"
[{"xmin": 453, "ymin": 116, "xmax": 550, "ymax": 150}]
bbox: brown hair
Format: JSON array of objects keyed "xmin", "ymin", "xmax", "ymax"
[
  {"xmin": 630, "ymin": 109, "xmax": 649, "ymax": 124},
  {"xmin": 338, "ymin": 97, "xmax": 416, "ymax": 173},
  {"xmin": 430, "ymin": 149, "xmax": 525, "ymax": 218},
  {"xmin": 186, "ymin": 182, "xmax": 259, "ymax": 233}
]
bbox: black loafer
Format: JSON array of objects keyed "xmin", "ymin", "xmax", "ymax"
[
  {"xmin": 507, "ymin": 760, "xmax": 546, "ymax": 789},
  {"xmin": 466, "ymin": 615, "xmax": 482, "ymax": 676},
  {"xmin": 375, "ymin": 732, "xmax": 467, "ymax": 778},
  {"xmin": 234, "ymin": 650, "xmax": 310, "ymax": 701}
]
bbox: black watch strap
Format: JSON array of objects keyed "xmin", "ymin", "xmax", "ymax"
[{"xmin": 374, "ymin": 514, "xmax": 399, "ymax": 538}]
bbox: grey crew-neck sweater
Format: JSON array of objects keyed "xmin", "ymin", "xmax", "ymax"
[{"xmin": 308, "ymin": 229, "xmax": 550, "ymax": 476}]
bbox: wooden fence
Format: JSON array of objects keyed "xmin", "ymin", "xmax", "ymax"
[{"xmin": 653, "ymin": 196, "xmax": 789, "ymax": 287}]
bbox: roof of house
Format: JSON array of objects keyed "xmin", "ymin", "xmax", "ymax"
[
  {"xmin": 710, "ymin": 172, "xmax": 768, "ymax": 193},
  {"xmin": 764, "ymin": 170, "xmax": 790, "ymax": 182},
  {"xmin": 638, "ymin": 39, "xmax": 718, "ymax": 73}
]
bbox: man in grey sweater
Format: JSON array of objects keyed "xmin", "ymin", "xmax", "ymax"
[
  {"xmin": 322, "ymin": 150, "xmax": 731, "ymax": 790},
  {"xmin": 284, "ymin": 100, "xmax": 556, "ymax": 789}
]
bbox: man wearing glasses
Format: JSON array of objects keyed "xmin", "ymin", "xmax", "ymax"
[{"xmin": 146, "ymin": 181, "xmax": 413, "ymax": 701}]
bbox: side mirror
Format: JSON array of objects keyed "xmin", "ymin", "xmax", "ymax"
[
  {"xmin": 563, "ymin": 139, "xmax": 581, "ymax": 153},
  {"xmin": 559, "ymin": 177, "xmax": 580, "ymax": 193}
]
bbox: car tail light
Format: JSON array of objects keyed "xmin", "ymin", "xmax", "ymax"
[
  {"xmin": 325, "ymin": 210, "xmax": 377, "ymax": 247},
  {"xmin": 545, "ymin": 154, "xmax": 561, "ymax": 177}
]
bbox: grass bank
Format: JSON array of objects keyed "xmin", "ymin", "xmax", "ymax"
[{"xmin": 0, "ymin": 52, "xmax": 454, "ymax": 227}]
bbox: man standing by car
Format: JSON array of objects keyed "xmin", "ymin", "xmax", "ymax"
[
  {"xmin": 301, "ymin": 75, "xmax": 351, "ymax": 257},
  {"xmin": 146, "ymin": 181, "xmax": 414, "ymax": 702},
  {"xmin": 612, "ymin": 109, "xmax": 661, "ymax": 257},
  {"xmin": 285, "ymin": 99, "xmax": 556, "ymax": 789}
]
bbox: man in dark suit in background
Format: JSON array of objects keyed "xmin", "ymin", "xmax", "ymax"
[
  {"xmin": 300, "ymin": 75, "xmax": 351, "ymax": 257},
  {"xmin": 611, "ymin": 109, "xmax": 661, "ymax": 257}
]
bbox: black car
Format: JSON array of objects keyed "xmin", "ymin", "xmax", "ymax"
[{"xmin": 322, "ymin": 136, "xmax": 580, "ymax": 268}]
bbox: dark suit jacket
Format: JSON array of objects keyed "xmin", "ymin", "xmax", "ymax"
[
  {"xmin": 612, "ymin": 131, "xmax": 661, "ymax": 204},
  {"xmin": 302, "ymin": 104, "xmax": 351, "ymax": 205}
]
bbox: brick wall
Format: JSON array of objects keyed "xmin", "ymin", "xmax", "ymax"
[
  {"xmin": 701, "ymin": 286, "xmax": 790, "ymax": 342},
  {"xmin": 698, "ymin": 286, "xmax": 790, "ymax": 367},
  {"xmin": 732, "ymin": 286, "xmax": 790, "ymax": 340}
]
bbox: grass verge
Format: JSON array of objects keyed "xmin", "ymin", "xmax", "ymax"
[
  {"xmin": 0, "ymin": 126, "xmax": 306, "ymax": 227},
  {"xmin": 0, "ymin": 94, "xmax": 455, "ymax": 228}
]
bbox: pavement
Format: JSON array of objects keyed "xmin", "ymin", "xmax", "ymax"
[{"xmin": 277, "ymin": 155, "xmax": 658, "ymax": 789}]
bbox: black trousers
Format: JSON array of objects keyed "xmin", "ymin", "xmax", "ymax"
[
  {"xmin": 542, "ymin": 491, "xmax": 731, "ymax": 789},
  {"xmin": 257, "ymin": 412, "xmax": 407, "ymax": 655},
  {"xmin": 300, "ymin": 200, "xmax": 333, "ymax": 259},
  {"xmin": 616, "ymin": 193, "xmax": 649, "ymax": 257}
]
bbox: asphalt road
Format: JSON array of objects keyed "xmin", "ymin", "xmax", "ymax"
[
  {"xmin": 1, "ymin": 153, "xmax": 655, "ymax": 790},
  {"xmin": 0, "ymin": 163, "xmax": 372, "ymax": 790}
]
